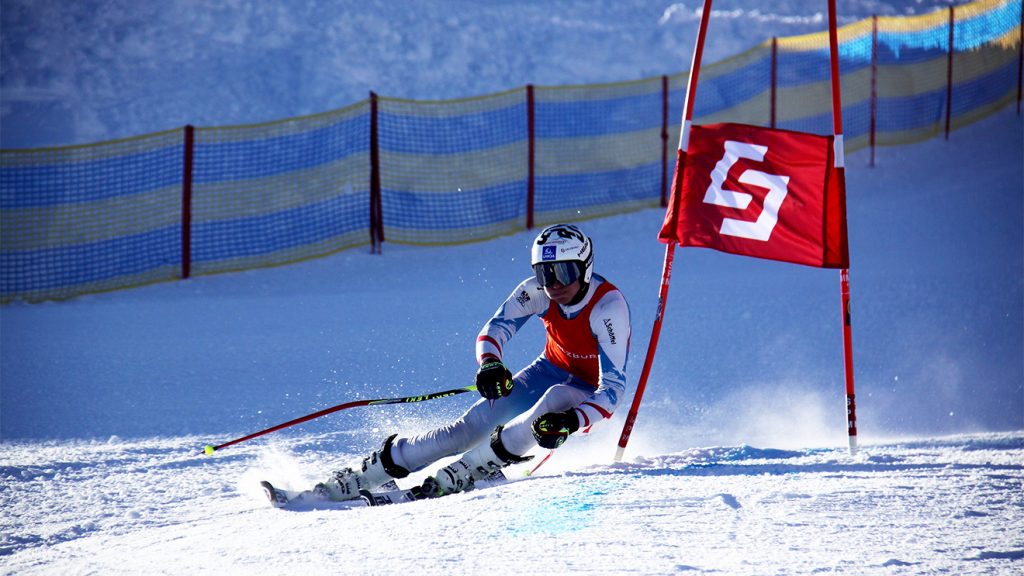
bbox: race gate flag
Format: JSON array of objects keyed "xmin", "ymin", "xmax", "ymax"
[{"xmin": 660, "ymin": 122, "xmax": 849, "ymax": 269}]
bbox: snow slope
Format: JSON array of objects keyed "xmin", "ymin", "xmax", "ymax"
[{"xmin": 2, "ymin": 432, "xmax": 1022, "ymax": 575}]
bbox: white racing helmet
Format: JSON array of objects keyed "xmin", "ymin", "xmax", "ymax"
[{"xmin": 530, "ymin": 224, "xmax": 594, "ymax": 287}]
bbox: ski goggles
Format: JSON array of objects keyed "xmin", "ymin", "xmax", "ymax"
[{"xmin": 532, "ymin": 261, "xmax": 582, "ymax": 287}]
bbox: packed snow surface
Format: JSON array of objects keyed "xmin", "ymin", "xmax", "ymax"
[
  {"xmin": 1, "ymin": 0, "xmax": 1022, "ymax": 574},
  {"xmin": 2, "ymin": 432, "xmax": 1022, "ymax": 575}
]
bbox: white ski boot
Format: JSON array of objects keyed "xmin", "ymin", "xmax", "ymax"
[
  {"xmin": 318, "ymin": 434, "xmax": 409, "ymax": 501},
  {"xmin": 422, "ymin": 426, "xmax": 532, "ymax": 497}
]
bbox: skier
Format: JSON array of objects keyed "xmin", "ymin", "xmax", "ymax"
[{"xmin": 319, "ymin": 223, "xmax": 630, "ymax": 500}]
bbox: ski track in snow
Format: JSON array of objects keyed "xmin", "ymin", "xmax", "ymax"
[{"xmin": 1, "ymin": 432, "xmax": 1021, "ymax": 574}]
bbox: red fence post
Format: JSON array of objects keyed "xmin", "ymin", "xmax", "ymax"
[
  {"xmin": 181, "ymin": 124, "xmax": 194, "ymax": 279},
  {"xmin": 770, "ymin": 37, "xmax": 778, "ymax": 129},
  {"xmin": 661, "ymin": 75, "xmax": 669, "ymax": 208},
  {"xmin": 526, "ymin": 84, "xmax": 536, "ymax": 230},
  {"xmin": 870, "ymin": 15, "xmax": 878, "ymax": 167},
  {"xmin": 369, "ymin": 92, "xmax": 383, "ymax": 253},
  {"xmin": 945, "ymin": 6, "xmax": 955, "ymax": 140}
]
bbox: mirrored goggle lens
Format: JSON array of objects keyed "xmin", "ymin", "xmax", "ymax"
[{"xmin": 533, "ymin": 261, "xmax": 580, "ymax": 287}]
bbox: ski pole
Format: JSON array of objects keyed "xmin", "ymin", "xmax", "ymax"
[
  {"xmin": 203, "ymin": 384, "xmax": 477, "ymax": 455},
  {"xmin": 525, "ymin": 450, "xmax": 554, "ymax": 476}
]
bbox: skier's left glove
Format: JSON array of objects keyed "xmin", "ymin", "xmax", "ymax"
[
  {"xmin": 531, "ymin": 410, "xmax": 580, "ymax": 449},
  {"xmin": 476, "ymin": 360, "xmax": 514, "ymax": 400}
]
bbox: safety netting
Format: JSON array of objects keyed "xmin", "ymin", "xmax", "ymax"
[
  {"xmin": 1, "ymin": 0, "xmax": 1020, "ymax": 302},
  {"xmin": 190, "ymin": 102, "xmax": 370, "ymax": 276},
  {"xmin": 769, "ymin": 0, "xmax": 1022, "ymax": 149},
  {"xmin": 1, "ymin": 130, "xmax": 184, "ymax": 302},
  {"xmin": 377, "ymin": 90, "xmax": 528, "ymax": 245},
  {"xmin": 534, "ymin": 78, "xmax": 670, "ymax": 227}
]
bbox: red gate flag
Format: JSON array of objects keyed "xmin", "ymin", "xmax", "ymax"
[{"xmin": 660, "ymin": 122, "xmax": 849, "ymax": 269}]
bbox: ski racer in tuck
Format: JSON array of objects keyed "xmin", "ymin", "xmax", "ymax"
[{"xmin": 320, "ymin": 223, "xmax": 631, "ymax": 499}]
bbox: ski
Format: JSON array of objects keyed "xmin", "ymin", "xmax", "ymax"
[
  {"xmin": 259, "ymin": 479, "xmax": 399, "ymax": 510},
  {"xmin": 260, "ymin": 480, "xmax": 291, "ymax": 508},
  {"xmin": 359, "ymin": 486, "xmax": 423, "ymax": 506},
  {"xmin": 262, "ymin": 472, "xmax": 513, "ymax": 509},
  {"xmin": 359, "ymin": 469, "xmax": 509, "ymax": 507}
]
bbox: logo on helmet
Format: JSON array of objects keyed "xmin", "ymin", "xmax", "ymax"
[
  {"xmin": 542, "ymin": 246, "xmax": 557, "ymax": 260},
  {"xmin": 536, "ymin": 224, "xmax": 585, "ymax": 245}
]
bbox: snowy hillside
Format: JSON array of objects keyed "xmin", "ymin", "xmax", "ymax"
[{"xmin": 2, "ymin": 0, "xmax": 975, "ymax": 149}]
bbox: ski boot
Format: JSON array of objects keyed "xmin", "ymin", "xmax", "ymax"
[
  {"xmin": 317, "ymin": 434, "xmax": 409, "ymax": 501},
  {"xmin": 421, "ymin": 425, "xmax": 532, "ymax": 498}
]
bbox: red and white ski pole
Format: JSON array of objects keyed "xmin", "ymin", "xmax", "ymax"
[{"xmin": 202, "ymin": 384, "xmax": 477, "ymax": 455}]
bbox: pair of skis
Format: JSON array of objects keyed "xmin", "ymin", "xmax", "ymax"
[
  {"xmin": 260, "ymin": 468, "xmax": 511, "ymax": 509},
  {"xmin": 259, "ymin": 480, "xmax": 416, "ymax": 509}
]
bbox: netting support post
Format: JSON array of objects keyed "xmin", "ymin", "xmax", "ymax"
[
  {"xmin": 526, "ymin": 84, "xmax": 536, "ymax": 230},
  {"xmin": 181, "ymin": 124, "xmax": 194, "ymax": 279},
  {"xmin": 369, "ymin": 92, "xmax": 383, "ymax": 254},
  {"xmin": 945, "ymin": 6, "xmax": 955, "ymax": 140},
  {"xmin": 870, "ymin": 15, "xmax": 878, "ymax": 167},
  {"xmin": 770, "ymin": 37, "xmax": 778, "ymax": 129}
]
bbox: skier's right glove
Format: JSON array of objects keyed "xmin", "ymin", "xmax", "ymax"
[
  {"xmin": 476, "ymin": 360, "xmax": 514, "ymax": 400},
  {"xmin": 531, "ymin": 410, "xmax": 580, "ymax": 449}
]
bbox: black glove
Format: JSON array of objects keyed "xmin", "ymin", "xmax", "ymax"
[
  {"xmin": 531, "ymin": 410, "xmax": 580, "ymax": 449},
  {"xmin": 476, "ymin": 360, "xmax": 513, "ymax": 400}
]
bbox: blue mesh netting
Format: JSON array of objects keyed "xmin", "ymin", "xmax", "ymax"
[
  {"xmin": 2, "ymin": 228, "xmax": 181, "ymax": 294},
  {"xmin": 189, "ymin": 105, "xmax": 371, "ymax": 275},
  {"xmin": 1, "ymin": 131, "xmax": 184, "ymax": 301},
  {"xmin": 377, "ymin": 93, "xmax": 529, "ymax": 244},
  {"xmin": 0, "ymin": 146, "xmax": 182, "ymax": 208}
]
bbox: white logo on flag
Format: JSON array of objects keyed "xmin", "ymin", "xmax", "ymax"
[{"xmin": 703, "ymin": 140, "xmax": 790, "ymax": 242}]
